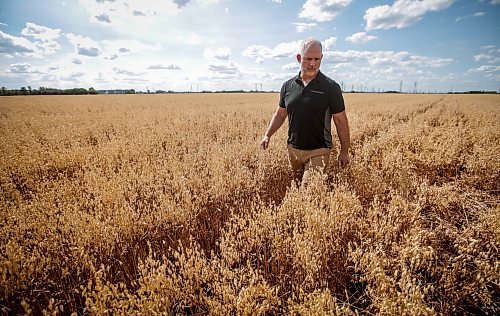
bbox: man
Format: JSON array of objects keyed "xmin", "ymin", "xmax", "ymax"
[{"xmin": 260, "ymin": 38, "xmax": 350, "ymax": 184}]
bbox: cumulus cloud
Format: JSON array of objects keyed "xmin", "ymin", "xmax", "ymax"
[
  {"xmin": 8, "ymin": 63, "xmax": 39, "ymax": 73},
  {"xmin": 473, "ymin": 46, "xmax": 500, "ymax": 67},
  {"xmin": 243, "ymin": 41, "xmax": 301, "ymax": 62},
  {"xmin": 95, "ymin": 13, "xmax": 111, "ymax": 23},
  {"xmin": 0, "ymin": 23, "xmax": 61, "ymax": 57},
  {"xmin": 208, "ymin": 61, "xmax": 238, "ymax": 74},
  {"xmin": 299, "ymin": 0, "xmax": 353, "ymax": 22},
  {"xmin": 323, "ymin": 37, "xmax": 338, "ymax": 50},
  {"xmin": 294, "ymin": 22, "xmax": 317, "ymax": 33},
  {"xmin": 204, "ymin": 47, "xmax": 231, "ymax": 60},
  {"xmin": 0, "ymin": 31, "xmax": 37, "ymax": 57},
  {"xmin": 345, "ymin": 32, "xmax": 377, "ymax": 44},
  {"xmin": 66, "ymin": 33, "xmax": 102, "ymax": 57},
  {"xmin": 364, "ymin": 0, "xmax": 455, "ymax": 31},
  {"xmin": 21, "ymin": 22, "xmax": 61, "ymax": 42}
]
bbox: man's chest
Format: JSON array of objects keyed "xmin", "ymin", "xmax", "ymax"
[{"xmin": 282, "ymin": 86, "xmax": 330, "ymax": 115}]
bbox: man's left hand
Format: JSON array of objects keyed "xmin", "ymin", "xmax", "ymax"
[{"xmin": 338, "ymin": 152, "xmax": 349, "ymax": 168}]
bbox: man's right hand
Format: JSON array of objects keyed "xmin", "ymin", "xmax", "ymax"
[{"xmin": 260, "ymin": 135, "xmax": 270, "ymax": 150}]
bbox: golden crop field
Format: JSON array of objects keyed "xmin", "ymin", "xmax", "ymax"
[{"xmin": 1, "ymin": 93, "xmax": 499, "ymax": 315}]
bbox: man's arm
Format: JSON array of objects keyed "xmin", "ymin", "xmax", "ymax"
[
  {"xmin": 260, "ymin": 107, "xmax": 287, "ymax": 150},
  {"xmin": 332, "ymin": 110, "xmax": 350, "ymax": 167}
]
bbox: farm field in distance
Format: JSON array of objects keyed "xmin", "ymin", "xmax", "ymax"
[{"xmin": 0, "ymin": 93, "xmax": 499, "ymax": 315}]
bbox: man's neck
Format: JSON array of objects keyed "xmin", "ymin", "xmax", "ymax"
[{"xmin": 300, "ymin": 71, "xmax": 319, "ymax": 85}]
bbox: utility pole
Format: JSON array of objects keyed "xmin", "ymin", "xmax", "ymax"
[{"xmin": 399, "ymin": 80, "xmax": 403, "ymax": 93}]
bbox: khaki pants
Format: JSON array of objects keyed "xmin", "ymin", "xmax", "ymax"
[{"xmin": 287, "ymin": 145, "xmax": 332, "ymax": 184}]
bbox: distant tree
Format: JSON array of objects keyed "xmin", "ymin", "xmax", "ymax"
[
  {"xmin": 88, "ymin": 87, "xmax": 97, "ymax": 94},
  {"xmin": 20, "ymin": 87, "xmax": 27, "ymax": 95},
  {"xmin": 27, "ymin": 86, "xmax": 32, "ymax": 94},
  {"xmin": 0, "ymin": 87, "xmax": 5, "ymax": 96}
]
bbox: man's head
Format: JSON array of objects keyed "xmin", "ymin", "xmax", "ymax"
[{"xmin": 297, "ymin": 38, "xmax": 323, "ymax": 79}]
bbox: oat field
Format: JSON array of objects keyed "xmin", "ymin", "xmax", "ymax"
[{"xmin": 1, "ymin": 93, "xmax": 499, "ymax": 315}]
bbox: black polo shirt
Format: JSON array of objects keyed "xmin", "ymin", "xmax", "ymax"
[{"xmin": 279, "ymin": 71, "xmax": 345, "ymax": 150}]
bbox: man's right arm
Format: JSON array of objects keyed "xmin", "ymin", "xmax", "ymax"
[{"xmin": 260, "ymin": 107, "xmax": 287, "ymax": 150}]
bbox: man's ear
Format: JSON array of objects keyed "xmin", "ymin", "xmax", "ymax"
[{"xmin": 296, "ymin": 54, "xmax": 301, "ymax": 63}]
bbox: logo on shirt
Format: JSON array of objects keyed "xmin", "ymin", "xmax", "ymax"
[{"xmin": 310, "ymin": 90, "xmax": 325, "ymax": 95}]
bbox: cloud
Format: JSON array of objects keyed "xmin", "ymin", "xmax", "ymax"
[
  {"xmin": 468, "ymin": 65, "xmax": 500, "ymax": 73},
  {"xmin": 95, "ymin": 13, "xmax": 112, "ymax": 23},
  {"xmin": 299, "ymin": 0, "xmax": 353, "ymax": 22},
  {"xmin": 66, "ymin": 33, "xmax": 102, "ymax": 57},
  {"xmin": 345, "ymin": 32, "xmax": 377, "ymax": 44},
  {"xmin": 0, "ymin": 22, "xmax": 7, "ymax": 27},
  {"xmin": 323, "ymin": 36, "xmax": 338, "ymax": 50},
  {"xmin": 0, "ymin": 23, "xmax": 62, "ymax": 57},
  {"xmin": 72, "ymin": 58, "xmax": 83, "ymax": 64},
  {"xmin": 100, "ymin": 39, "xmax": 161, "ymax": 58},
  {"xmin": 243, "ymin": 41, "xmax": 301, "ymax": 62},
  {"xmin": 473, "ymin": 46, "xmax": 500, "ymax": 64},
  {"xmin": 113, "ymin": 67, "xmax": 146, "ymax": 76},
  {"xmin": 0, "ymin": 31, "xmax": 37, "ymax": 57},
  {"xmin": 455, "ymin": 11, "xmax": 486, "ymax": 22},
  {"xmin": 21, "ymin": 22, "xmax": 61, "ymax": 42},
  {"xmin": 294, "ymin": 22, "xmax": 317, "ymax": 33},
  {"xmin": 173, "ymin": 0, "xmax": 190, "ymax": 8},
  {"xmin": 204, "ymin": 47, "xmax": 231, "ymax": 60},
  {"xmin": 208, "ymin": 61, "xmax": 238, "ymax": 74},
  {"xmin": 147, "ymin": 64, "xmax": 181, "ymax": 70},
  {"xmin": 60, "ymin": 72, "xmax": 86, "ymax": 81},
  {"xmin": 132, "ymin": 10, "xmax": 146, "ymax": 16},
  {"xmin": 78, "ymin": 0, "xmax": 181, "ymax": 26},
  {"xmin": 364, "ymin": 0, "xmax": 455, "ymax": 31},
  {"xmin": 282, "ymin": 62, "xmax": 299, "ymax": 70},
  {"xmin": 8, "ymin": 63, "xmax": 39, "ymax": 73},
  {"xmin": 323, "ymin": 50, "xmax": 453, "ymax": 68}
]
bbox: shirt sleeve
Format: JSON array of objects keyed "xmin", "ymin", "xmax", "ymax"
[
  {"xmin": 279, "ymin": 83, "xmax": 286, "ymax": 108},
  {"xmin": 329, "ymin": 82, "xmax": 345, "ymax": 114}
]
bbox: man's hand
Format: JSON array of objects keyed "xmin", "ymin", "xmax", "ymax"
[
  {"xmin": 260, "ymin": 135, "xmax": 270, "ymax": 150},
  {"xmin": 338, "ymin": 151, "xmax": 349, "ymax": 168}
]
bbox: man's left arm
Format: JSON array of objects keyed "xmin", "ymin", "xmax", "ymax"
[{"xmin": 332, "ymin": 111, "xmax": 350, "ymax": 168}]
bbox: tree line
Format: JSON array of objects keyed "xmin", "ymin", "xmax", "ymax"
[{"xmin": 0, "ymin": 86, "xmax": 98, "ymax": 96}]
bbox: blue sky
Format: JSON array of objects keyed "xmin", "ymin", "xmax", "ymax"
[{"xmin": 1, "ymin": 0, "xmax": 499, "ymax": 92}]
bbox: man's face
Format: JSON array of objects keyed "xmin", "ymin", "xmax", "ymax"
[{"xmin": 298, "ymin": 44, "xmax": 322, "ymax": 78}]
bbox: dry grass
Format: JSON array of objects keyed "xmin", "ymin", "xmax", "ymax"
[{"xmin": 0, "ymin": 93, "xmax": 498, "ymax": 315}]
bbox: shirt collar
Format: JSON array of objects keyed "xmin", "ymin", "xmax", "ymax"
[{"xmin": 295, "ymin": 70, "xmax": 325, "ymax": 84}]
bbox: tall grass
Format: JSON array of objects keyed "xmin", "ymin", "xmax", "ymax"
[{"xmin": 1, "ymin": 93, "xmax": 498, "ymax": 315}]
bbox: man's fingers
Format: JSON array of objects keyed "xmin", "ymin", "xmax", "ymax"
[{"xmin": 260, "ymin": 136, "xmax": 270, "ymax": 150}]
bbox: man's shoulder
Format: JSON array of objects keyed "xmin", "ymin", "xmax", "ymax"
[
  {"xmin": 315, "ymin": 72, "xmax": 342, "ymax": 95},
  {"xmin": 283, "ymin": 74, "xmax": 300, "ymax": 85},
  {"xmin": 317, "ymin": 72, "xmax": 340, "ymax": 87}
]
